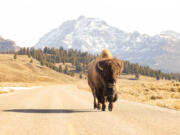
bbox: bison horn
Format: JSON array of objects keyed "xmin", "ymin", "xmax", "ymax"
[{"xmin": 97, "ymin": 62, "xmax": 103, "ymax": 71}]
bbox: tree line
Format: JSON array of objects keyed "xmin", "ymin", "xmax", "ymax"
[
  {"xmin": 123, "ymin": 61, "xmax": 180, "ymax": 81},
  {"xmin": 16, "ymin": 47, "xmax": 180, "ymax": 81},
  {"xmin": 17, "ymin": 47, "xmax": 95, "ymax": 77}
]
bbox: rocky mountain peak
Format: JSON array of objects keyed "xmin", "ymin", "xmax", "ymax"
[{"xmin": 34, "ymin": 16, "xmax": 180, "ymax": 73}]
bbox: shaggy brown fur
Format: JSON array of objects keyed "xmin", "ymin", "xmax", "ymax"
[{"xmin": 88, "ymin": 49, "xmax": 123, "ymax": 111}]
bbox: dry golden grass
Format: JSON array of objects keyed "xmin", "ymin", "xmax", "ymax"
[
  {"xmin": 55, "ymin": 63, "xmax": 76, "ymax": 70},
  {"xmin": 116, "ymin": 75, "xmax": 180, "ymax": 110},
  {"xmin": 0, "ymin": 89, "xmax": 14, "ymax": 94},
  {"xmin": 0, "ymin": 90, "xmax": 8, "ymax": 94},
  {"xmin": 0, "ymin": 54, "xmax": 75, "ymax": 87},
  {"xmin": 76, "ymin": 74, "xmax": 180, "ymax": 111}
]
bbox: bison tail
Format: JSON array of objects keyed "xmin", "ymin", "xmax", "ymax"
[{"xmin": 113, "ymin": 93, "xmax": 118, "ymax": 102}]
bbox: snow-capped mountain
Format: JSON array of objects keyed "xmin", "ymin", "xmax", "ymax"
[
  {"xmin": 35, "ymin": 16, "xmax": 180, "ymax": 73},
  {"xmin": 0, "ymin": 36, "xmax": 20, "ymax": 52}
]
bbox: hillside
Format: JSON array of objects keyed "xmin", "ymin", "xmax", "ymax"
[
  {"xmin": 0, "ymin": 54, "xmax": 75, "ymax": 87},
  {"xmin": 0, "ymin": 36, "xmax": 20, "ymax": 52},
  {"xmin": 35, "ymin": 16, "xmax": 180, "ymax": 73}
]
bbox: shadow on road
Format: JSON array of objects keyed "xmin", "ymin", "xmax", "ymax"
[{"xmin": 3, "ymin": 109, "xmax": 98, "ymax": 113}]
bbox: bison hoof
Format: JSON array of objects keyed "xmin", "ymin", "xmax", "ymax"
[
  {"xmin": 94, "ymin": 104, "xmax": 97, "ymax": 109},
  {"xmin": 97, "ymin": 104, "xmax": 101, "ymax": 110},
  {"xmin": 102, "ymin": 105, "xmax": 106, "ymax": 111},
  {"xmin": 108, "ymin": 103, "xmax": 113, "ymax": 111},
  {"xmin": 108, "ymin": 107, "xmax": 112, "ymax": 111}
]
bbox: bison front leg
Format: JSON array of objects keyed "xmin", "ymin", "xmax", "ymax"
[
  {"xmin": 101, "ymin": 98, "xmax": 106, "ymax": 111},
  {"xmin": 108, "ymin": 102, "xmax": 113, "ymax": 111},
  {"xmin": 107, "ymin": 96, "xmax": 114, "ymax": 111},
  {"xmin": 97, "ymin": 100, "xmax": 101, "ymax": 110},
  {"xmin": 93, "ymin": 94, "xmax": 97, "ymax": 109}
]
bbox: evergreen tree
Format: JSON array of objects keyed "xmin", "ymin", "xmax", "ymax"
[
  {"xmin": 43, "ymin": 47, "xmax": 48, "ymax": 53},
  {"xmin": 14, "ymin": 53, "xmax": 17, "ymax": 59},
  {"xmin": 156, "ymin": 74, "xmax": 160, "ymax": 80},
  {"xmin": 69, "ymin": 72, "xmax": 75, "ymax": 77},
  {"xmin": 27, "ymin": 48, "xmax": 31, "ymax": 57},
  {"xmin": 40, "ymin": 60, "xmax": 44, "ymax": 66},
  {"xmin": 79, "ymin": 73, "xmax": 83, "ymax": 79},
  {"xmin": 30, "ymin": 59, "xmax": 33, "ymax": 63},
  {"xmin": 76, "ymin": 63, "xmax": 82, "ymax": 72},
  {"xmin": 135, "ymin": 73, "xmax": 140, "ymax": 80},
  {"xmin": 64, "ymin": 65, "xmax": 69, "ymax": 74},
  {"xmin": 58, "ymin": 65, "xmax": 63, "ymax": 72}
]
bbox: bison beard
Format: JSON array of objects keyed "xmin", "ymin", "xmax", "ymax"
[{"xmin": 88, "ymin": 49, "xmax": 123, "ymax": 111}]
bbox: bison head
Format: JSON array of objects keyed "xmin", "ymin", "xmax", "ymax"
[{"xmin": 96, "ymin": 58, "xmax": 123, "ymax": 99}]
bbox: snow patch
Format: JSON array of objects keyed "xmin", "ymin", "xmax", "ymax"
[{"xmin": 0, "ymin": 86, "xmax": 42, "ymax": 91}]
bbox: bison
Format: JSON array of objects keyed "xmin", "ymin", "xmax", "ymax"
[{"xmin": 88, "ymin": 49, "xmax": 123, "ymax": 111}]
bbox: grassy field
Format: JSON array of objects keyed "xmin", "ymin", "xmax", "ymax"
[
  {"xmin": 0, "ymin": 54, "xmax": 180, "ymax": 110},
  {"xmin": 75, "ymin": 74, "xmax": 180, "ymax": 110},
  {"xmin": 117, "ymin": 75, "xmax": 180, "ymax": 110}
]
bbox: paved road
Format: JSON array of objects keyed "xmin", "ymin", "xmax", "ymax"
[{"xmin": 0, "ymin": 85, "xmax": 180, "ymax": 135}]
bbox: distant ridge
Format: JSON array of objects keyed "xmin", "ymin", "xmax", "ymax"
[{"xmin": 0, "ymin": 36, "xmax": 20, "ymax": 52}]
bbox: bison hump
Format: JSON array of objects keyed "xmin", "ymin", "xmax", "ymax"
[{"xmin": 100, "ymin": 49, "xmax": 112, "ymax": 59}]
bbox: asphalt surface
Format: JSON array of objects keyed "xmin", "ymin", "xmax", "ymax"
[{"xmin": 0, "ymin": 85, "xmax": 180, "ymax": 135}]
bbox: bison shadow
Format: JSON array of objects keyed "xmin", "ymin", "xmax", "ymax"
[
  {"xmin": 4, "ymin": 109, "xmax": 98, "ymax": 114},
  {"xmin": 128, "ymin": 78, "xmax": 137, "ymax": 80}
]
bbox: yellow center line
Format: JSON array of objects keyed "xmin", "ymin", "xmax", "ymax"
[{"xmin": 67, "ymin": 123, "xmax": 78, "ymax": 135}]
